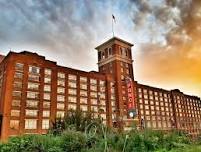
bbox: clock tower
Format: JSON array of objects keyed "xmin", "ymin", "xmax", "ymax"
[{"xmin": 95, "ymin": 37, "xmax": 136, "ymax": 128}]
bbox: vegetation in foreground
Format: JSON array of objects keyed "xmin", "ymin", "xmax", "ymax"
[{"xmin": 0, "ymin": 110, "xmax": 200, "ymax": 152}]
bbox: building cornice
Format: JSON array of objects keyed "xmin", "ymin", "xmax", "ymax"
[{"xmin": 97, "ymin": 54, "xmax": 133, "ymax": 66}]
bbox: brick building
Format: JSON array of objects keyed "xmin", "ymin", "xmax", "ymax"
[{"xmin": 0, "ymin": 37, "xmax": 200, "ymax": 140}]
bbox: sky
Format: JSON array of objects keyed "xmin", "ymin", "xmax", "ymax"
[{"xmin": 0, "ymin": 0, "xmax": 201, "ymax": 97}]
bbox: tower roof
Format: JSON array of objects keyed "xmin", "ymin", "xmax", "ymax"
[{"xmin": 95, "ymin": 36, "xmax": 134, "ymax": 50}]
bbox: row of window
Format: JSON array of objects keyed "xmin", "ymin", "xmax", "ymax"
[{"xmin": 10, "ymin": 119, "xmax": 49, "ymax": 130}]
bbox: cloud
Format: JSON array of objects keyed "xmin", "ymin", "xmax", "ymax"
[
  {"xmin": 132, "ymin": 0, "xmax": 201, "ymax": 96},
  {"xmin": 0, "ymin": 0, "xmax": 116, "ymax": 70},
  {"xmin": 0, "ymin": 0, "xmax": 200, "ymax": 97}
]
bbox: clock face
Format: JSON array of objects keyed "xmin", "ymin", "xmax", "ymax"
[{"xmin": 129, "ymin": 112, "xmax": 134, "ymax": 118}]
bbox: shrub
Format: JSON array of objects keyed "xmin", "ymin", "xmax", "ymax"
[
  {"xmin": 49, "ymin": 109, "xmax": 102, "ymax": 136},
  {"xmin": 60, "ymin": 130, "xmax": 88, "ymax": 152}
]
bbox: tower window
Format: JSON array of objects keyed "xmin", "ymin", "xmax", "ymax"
[
  {"xmin": 120, "ymin": 47, "xmax": 127, "ymax": 56},
  {"xmin": 105, "ymin": 48, "xmax": 108, "ymax": 58},
  {"xmin": 98, "ymin": 52, "xmax": 101, "ymax": 61},
  {"xmin": 109, "ymin": 48, "xmax": 112, "ymax": 55},
  {"xmin": 102, "ymin": 52, "xmax": 105, "ymax": 59}
]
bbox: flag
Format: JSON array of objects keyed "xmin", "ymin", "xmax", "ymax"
[{"xmin": 112, "ymin": 14, "xmax": 116, "ymax": 23}]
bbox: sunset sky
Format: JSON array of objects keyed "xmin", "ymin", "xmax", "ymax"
[{"xmin": 0, "ymin": 0, "xmax": 200, "ymax": 97}]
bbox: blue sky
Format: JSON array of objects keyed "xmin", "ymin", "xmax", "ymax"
[{"xmin": 0, "ymin": 0, "xmax": 201, "ymax": 97}]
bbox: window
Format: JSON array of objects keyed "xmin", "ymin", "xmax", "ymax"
[
  {"xmin": 56, "ymin": 111, "xmax": 65, "ymax": 118},
  {"xmin": 80, "ymin": 76, "xmax": 87, "ymax": 82},
  {"xmin": 11, "ymin": 110, "xmax": 20, "ymax": 117},
  {"xmin": 144, "ymin": 100, "xmax": 148, "ymax": 104},
  {"xmin": 91, "ymin": 106, "xmax": 98, "ymax": 112},
  {"xmin": 80, "ymin": 105, "xmax": 88, "ymax": 111},
  {"xmin": 57, "ymin": 95, "xmax": 65, "ymax": 102},
  {"xmin": 68, "ymin": 74, "xmax": 77, "ymax": 81},
  {"xmin": 57, "ymin": 87, "xmax": 65, "ymax": 94},
  {"xmin": 68, "ymin": 82, "xmax": 77, "ymax": 88},
  {"xmin": 44, "ymin": 77, "xmax": 51, "ymax": 83},
  {"xmin": 90, "ymin": 85, "xmax": 97, "ymax": 91},
  {"xmin": 68, "ymin": 89, "xmax": 76, "ymax": 95},
  {"xmin": 138, "ymin": 88, "xmax": 142, "ymax": 93},
  {"xmin": 15, "ymin": 63, "xmax": 24, "ymax": 71},
  {"xmin": 12, "ymin": 100, "xmax": 21, "ymax": 107},
  {"xmin": 68, "ymin": 104, "xmax": 76, "ymax": 110},
  {"xmin": 58, "ymin": 72, "xmax": 65, "ymax": 79},
  {"xmin": 80, "ymin": 90, "xmax": 87, "ymax": 97},
  {"xmin": 144, "ymin": 95, "xmax": 148, "ymax": 99},
  {"xmin": 111, "ymin": 95, "xmax": 115, "ymax": 100},
  {"xmin": 26, "ymin": 100, "xmax": 38, "ymax": 108},
  {"xmin": 25, "ymin": 119, "xmax": 37, "ymax": 129},
  {"xmin": 12, "ymin": 91, "xmax": 21, "ymax": 97},
  {"xmin": 10, "ymin": 120, "xmax": 19, "ymax": 129},
  {"xmin": 57, "ymin": 103, "xmax": 65, "ymax": 109},
  {"xmin": 80, "ymin": 97, "xmax": 87, "ymax": 104},
  {"xmin": 28, "ymin": 82, "xmax": 39, "ymax": 90},
  {"xmin": 126, "ymin": 69, "xmax": 129, "ymax": 74},
  {"xmin": 100, "ymin": 86, "xmax": 105, "ymax": 93},
  {"xmin": 68, "ymin": 96, "xmax": 76, "ymax": 103},
  {"xmin": 44, "ymin": 93, "xmax": 51, "ymax": 100},
  {"xmin": 91, "ymin": 99, "xmax": 97, "ymax": 105},
  {"xmin": 145, "ymin": 110, "xmax": 150, "ymax": 115},
  {"xmin": 14, "ymin": 72, "xmax": 23, "ymax": 79},
  {"xmin": 120, "ymin": 47, "xmax": 127, "ymax": 56},
  {"xmin": 90, "ymin": 92, "xmax": 97, "ymax": 98},
  {"xmin": 13, "ymin": 81, "xmax": 22, "ymax": 89},
  {"xmin": 42, "ymin": 119, "xmax": 49, "ymax": 129},
  {"xmin": 80, "ymin": 84, "xmax": 87, "ymax": 90},
  {"xmin": 44, "ymin": 68, "xmax": 51, "ymax": 75},
  {"xmin": 44, "ymin": 85, "xmax": 51, "ymax": 92},
  {"xmin": 145, "ymin": 105, "xmax": 149, "ymax": 110},
  {"xmin": 57, "ymin": 80, "xmax": 65, "ymax": 86},
  {"xmin": 100, "ymin": 93, "xmax": 106, "ymax": 99},
  {"xmin": 26, "ymin": 110, "xmax": 38, "ymax": 117},
  {"xmin": 102, "ymin": 51, "xmax": 105, "ymax": 59},
  {"xmin": 108, "ymin": 48, "xmax": 112, "ymax": 55},
  {"xmin": 28, "ymin": 74, "xmax": 40, "ymax": 82},
  {"xmin": 29, "ymin": 66, "xmax": 40, "ymax": 74},
  {"xmin": 121, "ymin": 68, "xmax": 124, "ymax": 73},
  {"xmin": 43, "ymin": 111, "xmax": 50, "ymax": 117},
  {"xmin": 90, "ymin": 79, "xmax": 97, "ymax": 85},
  {"xmin": 155, "ymin": 101, "xmax": 159, "ymax": 106},
  {"xmin": 100, "ymin": 100, "xmax": 105, "ymax": 106},
  {"xmin": 121, "ymin": 75, "xmax": 124, "ymax": 80},
  {"xmin": 43, "ymin": 102, "xmax": 50, "ymax": 108}
]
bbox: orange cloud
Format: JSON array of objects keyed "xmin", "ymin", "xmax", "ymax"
[{"xmin": 134, "ymin": 0, "xmax": 201, "ymax": 97}]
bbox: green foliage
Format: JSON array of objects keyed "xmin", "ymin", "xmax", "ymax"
[
  {"xmin": 49, "ymin": 109, "xmax": 102, "ymax": 136},
  {"xmin": 60, "ymin": 130, "xmax": 87, "ymax": 152},
  {"xmin": 0, "ymin": 129, "xmax": 200, "ymax": 152},
  {"xmin": 0, "ymin": 110, "xmax": 200, "ymax": 152}
]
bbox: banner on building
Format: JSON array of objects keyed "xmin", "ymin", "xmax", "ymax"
[{"xmin": 126, "ymin": 77, "xmax": 137, "ymax": 118}]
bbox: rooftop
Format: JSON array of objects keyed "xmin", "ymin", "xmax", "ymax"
[{"xmin": 95, "ymin": 36, "xmax": 134, "ymax": 50}]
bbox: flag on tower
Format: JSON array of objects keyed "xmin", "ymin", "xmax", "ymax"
[{"xmin": 112, "ymin": 14, "xmax": 116, "ymax": 23}]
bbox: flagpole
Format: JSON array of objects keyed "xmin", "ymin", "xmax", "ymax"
[{"xmin": 112, "ymin": 16, "xmax": 114, "ymax": 37}]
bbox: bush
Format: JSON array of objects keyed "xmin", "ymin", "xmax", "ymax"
[
  {"xmin": 0, "ymin": 135, "xmax": 63, "ymax": 152},
  {"xmin": 60, "ymin": 130, "xmax": 88, "ymax": 152},
  {"xmin": 49, "ymin": 109, "xmax": 102, "ymax": 136},
  {"xmin": 0, "ymin": 130, "xmax": 199, "ymax": 152}
]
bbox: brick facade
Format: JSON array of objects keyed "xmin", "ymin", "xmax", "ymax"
[{"xmin": 0, "ymin": 37, "xmax": 200, "ymax": 140}]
